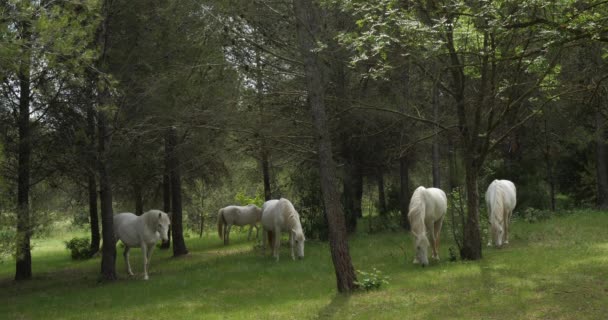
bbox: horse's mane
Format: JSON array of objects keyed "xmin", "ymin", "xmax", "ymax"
[
  {"xmin": 408, "ymin": 187, "xmax": 428, "ymax": 240},
  {"xmin": 279, "ymin": 198, "xmax": 303, "ymax": 233}
]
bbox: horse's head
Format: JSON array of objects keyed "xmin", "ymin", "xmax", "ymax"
[
  {"xmin": 415, "ymin": 235, "xmax": 430, "ymax": 267},
  {"xmin": 491, "ymin": 221, "xmax": 503, "ymax": 247},
  {"xmin": 156, "ymin": 212, "xmax": 171, "ymax": 241},
  {"xmin": 293, "ymin": 229, "xmax": 305, "ymax": 260}
]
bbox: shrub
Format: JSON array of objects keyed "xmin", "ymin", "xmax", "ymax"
[
  {"xmin": 65, "ymin": 237, "xmax": 91, "ymax": 260},
  {"xmin": 522, "ymin": 207, "xmax": 552, "ymax": 223},
  {"xmin": 355, "ymin": 268, "xmax": 389, "ymax": 291}
]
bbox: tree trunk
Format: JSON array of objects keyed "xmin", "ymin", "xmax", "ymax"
[
  {"xmin": 432, "ymin": 79, "xmax": 441, "ymax": 188},
  {"xmin": 376, "ymin": 170, "xmax": 387, "ymax": 215},
  {"xmin": 294, "ymin": 0, "xmax": 357, "ymax": 293},
  {"xmin": 98, "ymin": 109, "xmax": 117, "ymax": 280},
  {"xmin": 166, "ymin": 127, "xmax": 188, "ymax": 256},
  {"xmin": 460, "ymin": 157, "xmax": 482, "ymax": 260},
  {"xmin": 97, "ymin": 0, "xmax": 116, "ymax": 281},
  {"xmin": 87, "ymin": 174, "xmax": 100, "ymax": 256},
  {"xmin": 160, "ymin": 148, "xmax": 172, "ymax": 249},
  {"xmin": 261, "ymin": 145, "xmax": 272, "ymax": 201},
  {"xmin": 399, "ymin": 156, "xmax": 411, "ymax": 230},
  {"xmin": 134, "ymin": 183, "xmax": 143, "ymax": 215},
  {"xmin": 86, "ymin": 107, "xmax": 100, "ymax": 256},
  {"xmin": 15, "ymin": 21, "xmax": 32, "ymax": 280},
  {"xmin": 446, "ymin": 135, "xmax": 457, "ymax": 192},
  {"xmin": 596, "ymin": 108, "xmax": 608, "ymax": 209}
]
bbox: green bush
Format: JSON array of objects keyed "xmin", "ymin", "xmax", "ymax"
[
  {"xmin": 355, "ymin": 268, "xmax": 389, "ymax": 291},
  {"xmin": 522, "ymin": 207, "xmax": 552, "ymax": 223},
  {"xmin": 65, "ymin": 237, "xmax": 91, "ymax": 260}
]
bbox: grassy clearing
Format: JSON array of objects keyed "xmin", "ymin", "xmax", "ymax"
[{"xmin": 1, "ymin": 211, "xmax": 607, "ymax": 319}]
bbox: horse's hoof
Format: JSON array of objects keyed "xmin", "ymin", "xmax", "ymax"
[
  {"xmin": 412, "ymin": 259, "xmax": 419, "ymax": 264},
  {"xmin": 143, "ymin": 275, "xmax": 149, "ymax": 280},
  {"xmin": 504, "ymin": 241, "xmax": 509, "ymax": 244}
]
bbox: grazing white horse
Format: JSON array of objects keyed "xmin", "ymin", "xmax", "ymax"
[
  {"xmin": 408, "ymin": 186, "xmax": 447, "ymax": 267},
  {"xmin": 486, "ymin": 179, "xmax": 517, "ymax": 247},
  {"xmin": 217, "ymin": 204, "xmax": 262, "ymax": 245},
  {"xmin": 261, "ymin": 198, "xmax": 305, "ymax": 261},
  {"xmin": 114, "ymin": 210, "xmax": 171, "ymax": 280}
]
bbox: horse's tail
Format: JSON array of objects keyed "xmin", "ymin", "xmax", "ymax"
[
  {"xmin": 217, "ymin": 209, "xmax": 225, "ymax": 239},
  {"xmin": 490, "ymin": 181, "xmax": 505, "ymax": 223}
]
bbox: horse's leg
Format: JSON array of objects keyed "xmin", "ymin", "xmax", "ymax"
[
  {"xmin": 262, "ymin": 227, "xmax": 267, "ymax": 255},
  {"xmin": 504, "ymin": 210, "xmax": 511, "ymax": 245},
  {"xmin": 289, "ymin": 231, "xmax": 295, "ymax": 261},
  {"xmin": 124, "ymin": 246, "xmax": 134, "ymax": 276},
  {"xmin": 146, "ymin": 244, "xmax": 155, "ymax": 278},
  {"xmin": 247, "ymin": 224, "xmax": 253, "ymax": 241},
  {"xmin": 273, "ymin": 227, "xmax": 281, "ymax": 261},
  {"xmin": 433, "ymin": 218, "xmax": 444, "ymax": 260},
  {"xmin": 141, "ymin": 243, "xmax": 149, "ymax": 280},
  {"xmin": 226, "ymin": 224, "xmax": 231, "ymax": 245}
]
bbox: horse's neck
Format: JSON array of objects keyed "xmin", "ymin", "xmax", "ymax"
[
  {"xmin": 410, "ymin": 210, "xmax": 426, "ymax": 235},
  {"xmin": 286, "ymin": 212, "xmax": 302, "ymax": 231}
]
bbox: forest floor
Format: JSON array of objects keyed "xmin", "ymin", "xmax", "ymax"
[{"xmin": 0, "ymin": 210, "xmax": 607, "ymax": 319}]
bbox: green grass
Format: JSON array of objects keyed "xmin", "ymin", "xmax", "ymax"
[{"xmin": 1, "ymin": 211, "xmax": 607, "ymax": 319}]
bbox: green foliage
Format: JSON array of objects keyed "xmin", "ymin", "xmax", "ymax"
[
  {"xmin": 448, "ymin": 246, "xmax": 458, "ymax": 262},
  {"xmin": 521, "ymin": 207, "xmax": 552, "ymax": 224},
  {"xmin": 64, "ymin": 237, "xmax": 91, "ymax": 260},
  {"xmin": 354, "ymin": 267, "xmax": 389, "ymax": 291},
  {"xmin": 234, "ymin": 190, "xmax": 264, "ymax": 207}
]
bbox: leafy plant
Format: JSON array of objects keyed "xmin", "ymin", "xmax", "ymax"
[
  {"xmin": 355, "ymin": 268, "xmax": 389, "ymax": 291},
  {"xmin": 522, "ymin": 207, "xmax": 552, "ymax": 223},
  {"xmin": 65, "ymin": 237, "xmax": 91, "ymax": 260},
  {"xmin": 234, "ymin": 190, "xmax": 264, "ymax": 207},
  {"xmin": 448, "ymin": 246, "xmax": 458, "ymax": 262}
]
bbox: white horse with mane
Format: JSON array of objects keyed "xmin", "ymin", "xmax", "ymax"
[
  {"xmin": 261, "ymin": 198, "xmax": 305, "ymax": 261},
  {"xmin": 408, "ymin": 186, "xmax": 447, "ymax": 267},
  {"xmin": 114, "ymin": 209, "xmax": 171, "ymax": 280},
  {"xmin": 486, "ymin": 179, "xmax": 516, "ymax": 247},
  {"xmin": 217, "ymin": 204, "xmax": 262, "ymax": 245}
]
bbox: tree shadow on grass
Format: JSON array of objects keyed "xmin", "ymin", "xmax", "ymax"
[{"xmin": 315, "ymin": 294, "xmax": 350, "ymax": 320}]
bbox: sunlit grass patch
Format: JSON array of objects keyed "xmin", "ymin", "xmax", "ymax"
[{"xmin": 0, "ymin": 210, "xmax": 607, "ymax": 319}]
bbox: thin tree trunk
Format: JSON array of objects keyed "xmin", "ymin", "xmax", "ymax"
[
  {"xmin": 134, "ymin": 183, "xmax": 143, "ymax": 215},
  {"xmin": 98, "ymin": 109, "xmax": 116, "ymax": 280},
  {"xmin": 167, "ymin": 127, "xmax": 188, "ymax": 256},
  {"xmin": 353, "ymin": 164, "xmax": 363, "ymax": 219},
  {"xmin": 543, "ymin": 118, "xmax": 556, "ymax": 211},
  {"xmin": 294, "ymin": 0, "xmax": 357, "ymax": 293},
  {"xmin": 97, "ymin": 0, "xmax": 116, "ymax": 281},
  {"xmin": 596, "ymin": 108, "xmax": 608, "ymax": 209},
  {"xmin": 399, "ymin": 156, "xmax": 411, "ymax": 230},
  {"xmin": 446, "ymin": 135, "xmax": 457, "ymax": 192},
  {"xmin": 15, "ymin": 20, "xmax": 32, "ymax": 280},
  {"xmin": 86, "ymin": 107, "xmax": 100, "ymax": 256},
  {"xmin": 161, "ymin": 146, "xmax": 172, "ymax": 249},
  {"xmin": 460, "ymin": 157, "xmax": 482, "ymax": 260},
  {"xmin": 432, "ymin": 78, "xmax": 441, "ymax": 188},
  {"xmin": 261, "ymin": 145, "xmax": 272, "ymax": 201},
  {"xmin": 376, "ymin": 170, "xmax": 387, "ymax": 215}
]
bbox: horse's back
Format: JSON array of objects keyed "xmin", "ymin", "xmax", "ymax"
[
  {"xmin": 114, "ymin": 212, "xmax": 141, "ymax": 246},
  {"xmin": 261, "ymin": 200, "xmax": 280, "ymax": 230},
  {"xmin": 487, "ymin": 180, "xmax": 517, "ymax": 211},
  {"xmin": 423, "ymin": 187, "xmax": 447, "ymax": 221}
]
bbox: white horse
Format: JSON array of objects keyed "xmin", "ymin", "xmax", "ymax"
[
  {"xmin": 114, "ymin": 209, "xmax": 171, "ymax": 280},
  {"xmin": 217, "ymin": 204, "xmax": 262, "ymax": 245},
  {"xmin": 408, "ymin": 186, "xmax": 447, "ymax": 267},
  {"xmin": 261, "ymin": 198, "xmax": 305, "ymax": 261},
  {"xmin": 486, "ymin": 179, "xmax": 517, "ymax": 247}
]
